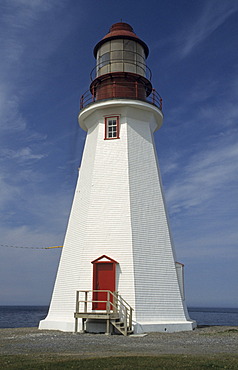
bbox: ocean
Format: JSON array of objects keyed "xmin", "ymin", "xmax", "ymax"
[{"xmin": 0, "ymin": 306, "xmax": 238, "ymax": 329}]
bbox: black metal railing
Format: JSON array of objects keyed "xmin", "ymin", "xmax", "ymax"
[{"xmin": 80, "ymin": 85, "xmax": 162, "ymax": 111}]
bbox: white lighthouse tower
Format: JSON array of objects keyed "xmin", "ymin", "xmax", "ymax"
[{"xmin": 39, "ymin": 23, "xmax": 196, "ymax": 334}]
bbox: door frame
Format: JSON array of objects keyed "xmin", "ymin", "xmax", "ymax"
[{"xmin": 91, "ymin": 255, "xmax": 118, "ymax": 310}]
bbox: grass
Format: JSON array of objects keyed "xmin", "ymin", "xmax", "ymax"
[{"xmin": 1, "ymin": 354, "xmax": 238, "ymax": 369}]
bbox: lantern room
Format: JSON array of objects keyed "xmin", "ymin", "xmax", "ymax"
[
  {"xmin": 90, "ymin": 22, "xmax": 153, "ymax": 102},
  {"xmin": 94, "ymin": 22, "xmax": 148, "ymax": 78}
]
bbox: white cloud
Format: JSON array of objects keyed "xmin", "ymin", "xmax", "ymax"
[
  {"xmin": 13, "ymin": 0, "xmax": 56, "ymax": 11},
  {"xmin": 0, "ymin": 175, "xmax": 20, "ymax": 208},
  {"xmin": 165, "ymin": 136, "xmax": 238, "ymax": 215},
  {"xmin": 0, "ymin": 89, "xmax": 27, "ymax": 133},
  {"xmin": 179, "ymin": 1, "xmax": 238, "ymax": 58},
  {"xmin": 199, "ymin": 103, "xmax": 238, "ymax": 128},
  {"xmin": 1, "ymin": 147, "xmax": 46, "ymax": 162}
]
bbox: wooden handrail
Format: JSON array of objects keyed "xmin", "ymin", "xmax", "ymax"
[{"xmin": 75, "ymin": 290, "xmax": 133, "ymax": 333}]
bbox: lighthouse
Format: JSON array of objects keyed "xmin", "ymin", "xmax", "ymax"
[{"xmin": 39, "ymin": 23, "xmax": 196, "ymax": 334}]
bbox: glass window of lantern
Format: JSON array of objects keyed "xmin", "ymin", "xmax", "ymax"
[
  {"xmin": 110, "ymin": 40, "xmax": 123, "ymax": 72},
  {"xmin": 99, "ymin": 42, "xmax": 110, "ymax": 56},
  {"xmin": 136, "ymin": 44, "xmax": 146, "ymax": 76},
  {"xmin": 136, "ymin": 44, "xmax": 145, "ymax": 58},
  {"xmin": 124, "ymin": 40, "xmax": 135, "ymax": 52},
  {"xmin": 97, "ymin": 52, "xmax": 110, "ymax": 75},
  {"xmin": 111, "ymin": 40, "xmax": 123, "ymax": 51},
  {"xmin": 136, "ymin": 44, "xmax": 145, "ymax": 65},
  {"xmin": 97, "ymin": 42, "xmax": 110, "ymax": 76},
  {"xmin": 123, "ymin": 50, "xmax": 134, "ymax": 62},
  {"xmin": 99, "ymin": 52, "xmax": 110, "ymax": 67},
  {"xmin": 112, "ymin": 49, "xmax": 123, "ymax": 62},
  {"xmin": 105, "ymin": 116, "xmax": 120, "ymax": 140},
  {"xmin": 123, "ymin": 40, "xmax": 136, "ymax": 73}
]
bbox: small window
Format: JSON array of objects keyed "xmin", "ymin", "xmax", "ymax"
[{"xmin": 105, "ymin": 116, "xmax": 120, "ymax": 140}]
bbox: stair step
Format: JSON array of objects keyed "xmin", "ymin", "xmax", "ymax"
[{"xmin": 110, "ymin": 320, "xmax": 133, "ymax": 336}]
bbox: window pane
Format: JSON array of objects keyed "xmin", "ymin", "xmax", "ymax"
[
  {"xmin": 124, "ymin": 40, "xmax": 135, "ymax": 51},
  {"xmin": 99, "ymin": 42, "xmax": 110, "ymax": 55},
  {"xmin": 124, "ymin": 51, "xmax": 134, "ymax": 62},
  {"xmin": 111, "ymin": 40, "xmax": 123, "ymax": 51},
  {"xmin": 99, "ymin": 52, "xmax": 110, "ymax": 67},
  {"xmin": 111, "ymin": 50, "xmax": 123, "ymax": 61},
  {"xmin": 105, "ymin": 117, "xmax": 119, "ymax": 139}
]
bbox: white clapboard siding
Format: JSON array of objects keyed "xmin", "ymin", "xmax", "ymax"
[{"xmin": 39, "ymin": 100, "xmax": 195, "ymax": 333}]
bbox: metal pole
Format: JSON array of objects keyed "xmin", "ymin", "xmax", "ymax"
[{"xmin": 152, "ymin": 88, "xmax": 155, "ymax": 105}]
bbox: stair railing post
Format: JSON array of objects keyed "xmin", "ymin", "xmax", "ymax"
[
  {"xmin": 74, "ymin": 290, "xmax": 79, "ymax": 333},
  {"xmin": 129, "ymin": 307, "xmax": 133, "ymax": 330},
  {"xmin": 112, "ymin": 291, "xmax": 115, "ymax": 313},
  {"xmin": 106, "ymin": 291, "xmax": 110, "ymax": 313},
  {"xmin": 84, "ymin": 291, "xmax": 88, "ymax": 313},
  {"xmin": 76, "ymin": 290, "xmax": 79, "ymax": 313},
  {"xmin": 114, "ymin": 291, "xmax": 118, "ymax": 313},
  {"xmin": 124, "ymin": 307, "xmax": 128, "ymax": 336}
]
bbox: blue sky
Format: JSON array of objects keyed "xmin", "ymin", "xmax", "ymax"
[{"xmin": 0, "ymin": 0, "xmax": 237, "ymax": 307}]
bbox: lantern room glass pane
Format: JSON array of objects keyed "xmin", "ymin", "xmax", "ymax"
[
  {"xmin": 125, "ymin": 63, "xmax": 136, "ymax": 73},
  {"xmin": 136, "ymin": 44, "xmax": 144, "ymax": 58},
  {"xmin": 98, "ymin": 42, "xmax": 110, "ymax": 56},
  {"xmin": 111, "ymin": 40, "xmax": 123, "ymax": 51},
  {"xmin": 99, "ymin": 52, "xmax": 110, "ymax": 67},
  {"xmin": 98, "ymin": 64, "xmax": 110, "ymax": 76},
  {"xmin": 124, "ymin": 50, "xmax": 135, "ymax": 62},
  {"xmin": 97, "ymin": 52, "xmax": 110, "ymax": 76},
  {"xmin": 111, "ymin": 50, "xmax": 123, "ymax": 61},
  {"xmin": 124, "ymin": 40, "xmax": 136, "ymax": 51},
  {"xmin": 111, "ymin": 62, "xmax": 123, "ymax": 72}
]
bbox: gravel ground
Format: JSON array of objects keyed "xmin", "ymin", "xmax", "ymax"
[{"xmin": 0, "ymin": 326, "xmax": 237, "ymax": 358}]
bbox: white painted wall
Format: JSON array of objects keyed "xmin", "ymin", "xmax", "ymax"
[{"xmin": 39, "ymin": 100, "xmax": 195, "ymax": 333}]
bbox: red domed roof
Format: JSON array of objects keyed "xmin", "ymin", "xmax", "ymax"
[
  {"xmin": 93, "ymin": 22, "xmax": 149, "ymax": 58},
  {"xmin": 103, "ymin": 22, "xmax": 139, "ymax": 40}
]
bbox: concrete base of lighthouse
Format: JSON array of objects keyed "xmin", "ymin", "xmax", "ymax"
[
  {"xmin": 39, "ymin": 317, "xmax": 196, "ymax": 334},
  {"xmin": 39, "ymin": 319, "xmax": 75, "ymax": 332},
  {"xmin": 133, "ymin": 321, "xmax": 196, "ymax": 334},
  {"xmin": 39, "ymin": 318, "xmax": 196, "ymax": 334},
  {"xmin": 85, "ymin": 320, "xmax": 196, "ymax": 334}
]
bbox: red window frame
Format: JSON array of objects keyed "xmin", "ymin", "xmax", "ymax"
[{"xmin": 104, "ymin": 116, "xmax": 120, "ymax": 140}]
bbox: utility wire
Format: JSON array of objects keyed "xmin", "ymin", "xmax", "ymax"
[{"xmin": 1, "ymin": 244, "xmax": 63, "ymax": 250}]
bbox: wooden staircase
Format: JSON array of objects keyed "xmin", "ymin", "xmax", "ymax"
[
  {"xmin": 74, "ymin": 290, "xmax": 133, "ymax": 336},
  {"xmin": 110, "ymin": 317, "xmax": 133, "ymax": 336}
]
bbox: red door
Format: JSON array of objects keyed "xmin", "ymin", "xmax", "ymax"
[{"xmin": 92, "ymin": 258, "xmax": 116, "ymax": 310}]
